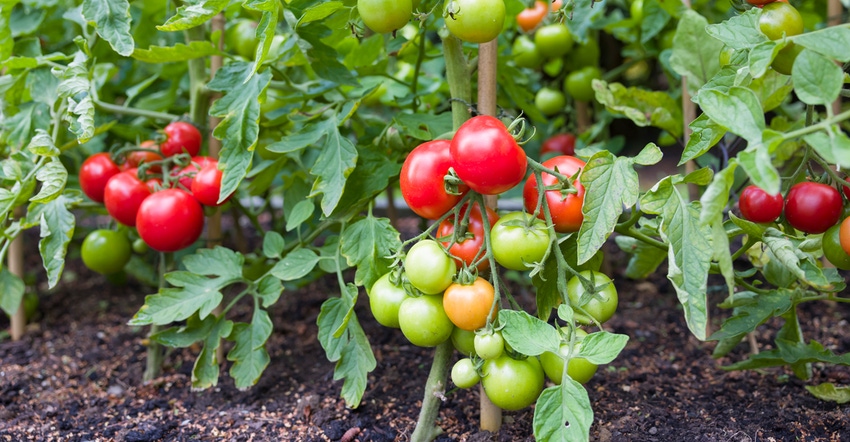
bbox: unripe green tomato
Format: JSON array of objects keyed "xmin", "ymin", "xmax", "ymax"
[
  {"xmin": 512, "ymin": 35, "xmax": 544, "ymax": 69},
  {"xmin": 23, "ymin": 292, "xmax": 39, "ymax": 320},
  {"xmin": 452, "ymin": 327, "xmax": 477, "ymax": 355},
  {"xmin": 398, "ymin": 294, "xmax": 454, "ymax": 347},
  {"xmin": 771, "ymin": 43, "xmax": 802, "ymax": 76},
  {"xmin": 822, "ymin": 224, "xmax": 850, "ymax": 270},
  {"xmin": 226, "ymin": 19, "xmax": 258, "ymax": 59},
  {"xmin": 564, "ymin": 66, "xmax": 602, "ymax": 102},
  {"xmin": 367, "ymin": 273, "xmax": 411, "ymax": 328},
  {"xmin": 565, "ymin": 37, "xmax": 600, "ymax": 70},
  {"xmin": 758, "ymin": 2, "xmax": 804, "ymax": 41},
  {"xmin": 481, "ymin": 355, "xmax": 545, "ymax": 410},
  {"xmin": 542, "ymin": 58, "xmax": 564, "ymax": 77},
  {"xmin": 444, "ymin": 0, "xmax": 506, "ymax": 44},
  {"xmin": 82, "ymin": 230, "xmax": 132, "ymax": 275},
  {"xmin": 451, "ymin": 358, "xmax": 481, "ymax": 388},
  {"xmin": 539, "ymin": 328, "xmax": 598, "ymax": 384},
  {"xmin": 358, "ymin": 0, "xmax": 413, "ymax": 34},
  {"xmin": 474, "ymin": 331, "xmax": 505, "ymax": 360},
  {"xmin": 404, "ymin": 239, "xmax": 456, "ymax": 295},
  {"xmin": 132, "ymin": 238, "xmax": 149, "ymax": 254},
  {"xmin": 535, "ymin": 87, "xmax": 566, "ymax": 116},
  {"xmin": 567, "ymin": 270, "xmax": 618, "ymax": 325},
  {"xmin": 534, "ymin": 24, "xmax": 574, "ymax": 58},
  {"xmin": 630, "ymin": 0, "xmax": 644, "ymax": 22}
]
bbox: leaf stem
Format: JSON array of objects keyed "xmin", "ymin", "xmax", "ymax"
[{"xmin": 94, "ymin": 99, "xmax": 181, "ymax": 121}]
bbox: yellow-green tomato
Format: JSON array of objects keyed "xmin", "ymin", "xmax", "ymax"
[
  {"xmin": 481, "ymin": 355, "xmax": 545, "ymax": 410},
  {"xmin": 404, "ymin": 239, "xmax": 456, "ymax": 295},
  {"xmin": 452, "ymin": 327, "xmax": 477, "ymax": 355},
  {"xmin": 367, "ymin": 273, "xmax": 411, "ymax": 328},
  {"xmin": 474, "ymin": 331, "xmax": 505, "ymax": 360},
  {"xmin": 534, "ymin": 23, "xmax": 574, "ymax": 58},
  {"xmin": 534, "ymin": 87, "xmax": 566, "ymax": 117},
  {"xmin": 398, "ymin": 294, "xmax": 455, "ymax": 347},
  {"xmin": 512, "ymin": 35, "xmax": 544, "ymax": 69},
  {"xmin": 539, "ymin": 328, "xmax": 598, "ymax": 384},
  {"xmin": 567, "ymin": 270, "xmax": 618, "ymax": 325},
  {"xmin": 565, "ymin": 36, "xmax": 600, "ymax": 70},
  {"xmin": 358, "ymin": 0, "xmax": 413, "ymax": 34},
  {"xmin": 564, "ymin": 66, "xmax": 602, "ymax": 102},
  {"xmin": 444, "ymin": 0, "xmax": 506, "ymax": 44},
  {"xmin": 451, "ymin": 358, "xmax": 481, "ymax": 388},
  {"xmin": 491, "ymin": 211, "xmax": 551, "ymax": 271}
]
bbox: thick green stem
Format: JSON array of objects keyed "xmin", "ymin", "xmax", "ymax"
[
  {"xmin": 144, "ymin": 253, "xmax": 169, "ymax": 382},
  {"xmin": 442, "ymin": 35, "xmax": 472, "ymax": 130},
  {"xmin": 185, "ymin": 26, "xmax": 210, "ymax": 126},
  {"xmin": 410, "ymin": 341, "xmax": 453, "ymax": 442},
  {"xmin": 94, "ymin": 100, "xmax": 180, "ymax": 121}
]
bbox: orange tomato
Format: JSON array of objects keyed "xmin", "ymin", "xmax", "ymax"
[
  {"xmin": 443, "ymin": 277, "xmax": 496, "ymax": 331},
  {"xmin": 517, "ymin": 1, "xmax": 548, "ymax": 32}
]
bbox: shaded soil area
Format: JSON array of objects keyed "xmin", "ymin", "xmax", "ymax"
[{"xmin": 1, "ymin": 241, "xmax": 849, "ymax": 442}]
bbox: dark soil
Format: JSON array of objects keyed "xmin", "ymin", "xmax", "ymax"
[{"xmin": 2, "ymin": 237, "xmax": 849, "ymax": 441}]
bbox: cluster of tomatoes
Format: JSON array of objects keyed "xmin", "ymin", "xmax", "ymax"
[
  {"xmin": 738, "ymin": 180, "xmax": 850, "ymax": 270},
  {"xmin": 357, "ymin": 0, "xmax": 507, "ymax": 44},
  {"xmin": 79, "ymin": 121, "xmax": 225, "ymax": 274},
  {"xmin": 739, "ymin": 0, "xmax": 803, "ymax": 75},
  {"xmin": 366, "ymin": 115, "xmax": 619, "ymax": 410}
]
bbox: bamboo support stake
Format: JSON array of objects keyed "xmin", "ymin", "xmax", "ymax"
[
  {"xmin": 576, "ymin": 100, "xmax": 591, "ymax": 133},
  {"xmin": 209, "ymin": 13, "xmax": 225, "ymax": 364},
  {"xmin": 9, "ymin": 226, "xmax": 25, "ymax": 341}
]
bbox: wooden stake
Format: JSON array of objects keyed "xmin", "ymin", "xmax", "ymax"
[
  {"xmin": 576, "ymin": 100, "xmax": 591, "ymax": 133},
  {"xmin": 9, "ymin": 225, "xmax": 25, "ymax": 341}
]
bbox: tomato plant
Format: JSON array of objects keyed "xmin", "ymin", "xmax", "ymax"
[
  {"xmin": 784, "ymin": 182, "xmax": 842, "ymax": 234},
  {"xmin": 444, "ymin": 0, "xmax": 506, "ymax": 43},
  {"xmin": 400, "ymin": 140, "xmax": 469, "ymax": 220},
  {"xmin": 523, "ymin": 155, "xmax": 586, "ymax": 233},
  {"xmin": 81, "ymin": 230, "xmax": 132, "ymax": 275},
  {"xmin": 490, "ymin": 211, "xmax": 551, "ymax": 271},
  {"xmin": 161, "ymin": 122, "xmax": 202, "ymax": 158},
  {"xmin": 535, "ymin": 87, "xmax": 566, "ymax": 116},
  {"xmin": 358, "ymin": 0, "xmax": 412, "ymax": 34},
  {"xmin": 738, "ymin": 185, "xmax": 783, "ymax": 224},
  {"xmin": 80, "ymin": 153, "xmax": 121, "ymax": 203},
  {"xmin": 567, "ymin": 270, "xmax": 618, "ymax": 325},
  {"xmin": 481, "ymin": 354, "xmax": 545, "ymax": 411},
  {"xmin": 437, "ymin": 202, "xmax": 499, "ymax": 270},
  {"xmin": 398, "ymin": 294, "xmax": 455, "ymax": 347},
  {"xmin": 451, "ymin": 115, "xmax": 528, "ymax": 195},
  {"xmin": 136, "ymin": 189, "xmax": 205, "ymax": 253},
  {"xmin": 443, "ymin": 277, "xmax": 496, "ymax": 331}
]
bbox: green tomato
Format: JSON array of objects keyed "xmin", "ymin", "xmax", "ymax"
[
  {"xmin": 444, "ymin": 0, "xmax": 506, "ymax": 44},
  {"xmin": 771, "ymin": 43, "xmax": 802, "ymax": 76},
  {"xmin": 491, "ymin": 211, "xmax": 551, "ymax": 271},
  {"xmin": 565, "ymin": 36, "xmax": 600, "ymax": 70},
  {"xmin": 823, "ymin": 224, "xmax": 850, "ymax": 270},
  {"xmin": 398, "ymin": 294, "xmax": 455, "ymax": 347},
  {"xmin": 658, "ymin": 29, "xmax": 676, "ymax": 51},
  {"xmin": 718, "ymin": 45, "xmax": 735, "ymax": 67},
  {"xmin": 358, "ymin": 0, "xmax": 413, "ymax": 34},
  {"xmin": 630, "ymin": 0, "xmax": 643, "ymax": 22},
  {"xmin": 567, "ymin": 270, "xmax": 618, "ymax": 325},
  {"xmin": 226, "ymin": 19, "xmax": 258, "ymax": 59},
  {"xmin": 451, "ymin": 358, "xmax": 481, "ymax": 389},
  {"xmin": 534, "ymin": 87, "xmax": 566, "ymax": 117},
  {"xmin": 534, "ymin": 24, "xmax": 574, "ymax": 58},
  {"xmin": 481, "ymin": 355, "xmax": 545, "ymax": 410},
  {"xmin": 368, "ymin": 273, "xmax": 411, "ymax": 328},
  {"xmin": 539, "ymin": 328, "xmax": 598, "ymax": 384},
  {"xmin": 404, "ymin": 239, "xmax": 456, "ymax": 295},
  {"xmin": 81, "ymin": 229, "xmax": 132, "ymax": 275},
  {"xmin": 512, "ymin": 35, "xmax": 544, "ymax": 69},
  {"xmin": 542, "ymin": 57, "xmax": 564, "ymax": 77},
  {"xmin": 132, "ymin": 238, "xmax": 149, "ymax": 254},
  {"xmin": 474, "ymin": 331, "xmax": 505, "ymax": 360},
  {"xmin": 564, "ymin": 66, "xmax": 602, "ymax": 102},
  {"xmin": 452, "ymin": 327, "xmax": 477, "ymax": 355},
  {"xmin": 758, "ymin": 2, "xmax": 804, "ymax": 41}
]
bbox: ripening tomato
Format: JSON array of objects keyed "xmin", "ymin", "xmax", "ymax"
[
  {"xmin": 523, "ymin": 155, "xmax": 586, "ymax": 233},
  {"xmin": 738, "ymin": 185, "xmax": 784, "ymax": 224},
  {"xmin": 481, "ymin": 354, "xmax": 544, "ymax": 411},
  {"xmin": 80, "ymin": 153, "xmax": 121, "ymax": 203},
  {"xmin": 516, "ymin": 1, "xmax": 548, "ymax": 32},
  {"xmin": 122, "ymin": 141, "xmax": 163, "ymax": 173},
  {"xmin": 400, "ymin": 140, "xmax": 469, "ymax": 220},
  {"xmin": 450, "ymin": 115, "xmax": 528, "ymax": 195},
  {"xmin": 444, "ymin": 0, "xmax": 506, "ymax": 43},
  {"xmin": 443, "ymin": 277, "xmax": 496, "ymax": 331},
  {"xmin": 358, "ymin": 0, "xmax": 412, "ymax": 34},
  {"xmin": 175, "ymin": 156, "xmax": 217, "ymax": 189},
  {"xmin": 784, "ymin": 182, "xmax": 842, "ymax": 234},
  {"xmin": 758, "ymin": 1, "xmax": 804, "ymax": 40},
  {"xmin": 136, "ymin": 189, "xmax": 205, "ymax": 252},
  {"xmin": 540, "ymin": 133, "xmax": 576, "ymax": 157},
  {"xmin": 191, "ymin": 163, "xmax": 228, "ymax": 207},
  {"xmin": 437, "ymin": 202, "xmax": 499, "ymax": 270},
  {"xmin": 103, "ymin": 171, "xmax": 152, "ymax": 227},
  {"xmin": 161, "ymin": 121, "xmax": 202, "ymax": 157}
]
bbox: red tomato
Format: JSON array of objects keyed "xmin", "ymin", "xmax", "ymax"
[
  {"xmin": 191, "ymin": 163, "xmax": 228, "ymax": 206},
  {"xmin": 122, "ymin": 140, "xmax": 163, "ymax": 173},
  {"xmin": 175, "ymin": 156, "xmax": 217, "ymax": 189},
  {"xmin": 437, "ymin": 202, "xmax": 499, "ymax": 270},
  {"xmin": 161, "ymin": 121, "xmax": 202, "ymax": 157},
  {"xmin": 450, "ymin": 115, "xmax": 528, "ymax": 195},
  {"xmin": 842, "ymin": 177, "xmax": 850, "ymax": 200},
  {"xmin": 738, "ymin": 185, "xmax": 783, "ymax": 224},
  {"xmin": 400, "ymin": 140, "xmax": 469, "ymax": 220},
  {"xmin": 103, "ymin": 171, "xmax": 152, "ymax": 227},
  {"xmin": 523, "ymin": 155, "xmax": 586, "ymax": 233},
  {"xmin": 784, "ymin": 182, "xmax": 842, "ymax": 234},
  {"xmin": 540, "ymin": 133, "xmax": 576, "ymax": 157},
  {"xmin": 136, "ymin": 189, "xmax": 205, "ymax": 252},
  {"xmin": 517, "ymin": 1, "xmax": 547, "ymax": 32},
  {"xmin": 80, "ymin": 153, "xmax": 121, "ymax": 203}
]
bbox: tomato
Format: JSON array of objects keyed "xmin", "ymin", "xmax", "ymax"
[
  {"xmin": 658, "ymin": 29, "xmax": 676, "ymax": 51},
  {"xmin": 840, "ymin": 217, "xmax": 850, "ymax": 256},
  {"xmin": 191, "ymin": 163, "xmax": 228, "ymax": 207},
  {"xmin": 452, "ymin": 327, "xmax": 477, "ymax": 355},
  {"xmin": 534, "ymin": 24, "xmax": 574, "ymax": 58},
  {"xmin": 748, "ymin": 0, "xmax": 776, "ymax": 5},
  {"xmin": 474, "ymin": 331, "xmax": 504, "ymax": 360},
  {"xmin": 437, "ymin": 202, "xmax": 499, "ymax": 270},
  {"xmin": 481, "ymin": 355, "xmax": 545, "ymax": 411},
  {"xmin": 512, "ymin": 35, "xmax": 544, "ymax": 69},
  {"xmin": 122, "ymin": 141, "xmax": 163, "ymax": 173},
  {"xmin": 784, "ymin": 182, "xmax": 842, "ymax": 234},
  {"xmin": 551, "ymin": 0, "xmax": 563, "ymax": 10},
  {"xmin": 80, "ymin": 153, "xmax": 121, "ymax": 203},
  {"xmin": 539, "ymin": 328, "xmax": 598, "ymax": 384},
  {"xmin": 404, "ymin": 239, "xmax": 456, "ymax": 295},
  {"xmin": 516, "ymin": 1, "xmax": 547, "ymax": 32},
  {"xmin": 443, "ymin": 277, "xmax": 496, "ymax": 331},
  {"xmin": 758, "ymin": 2, "xmax": 803, "ymax": 41},
  {"xmin": 175, "ymin": 156, "xmax": 217, "ymax": 190},
  {"xmin": 103, "ymin": 171, "xmax": 152, "ymax": 227},
  {"xmin": 367, "ymin": 272, "xmax": 411, "ymax": 328},
  {"xmin": 226, "ymin": 19, "xmax": 258, "ymax": 59},
  {"xmin": 358, "ymin": 0, "xmax": 412, "ymax": 34},
  {"xmin": 771, "ymin": 43, "xmax": 802, "ymax": 76},
  {"xmin": 564, "ymin": 66, "xmax": 602, "ymax": 102},
  {"xmin": 81, "ymin": 229, "xmax": 131, "ymax": 275},
  {"xmin": 444, "ymin": 0, "xmax": 506, "ymax": 44},
  {"xmin": 491, "ymin": 211, "xmax": 551, "ymax": 271},
  {"xmin": 535, "ymin": 87, "xmax": 566, "ymax": 117},
  {"xmin": 450, "ymin": 115, "xmax": 528, "ymax": 195},
  {"xmin": 565, "ymin": 37, "xmax": 600, "ymax": 70},
  {"xmin": 400, "ymin": 140, "xmax": 469, "ymax": 220},
  {"xmin": 132, "ymin": 238, "xmax": 149, "ymax": 254},
  {"xmin": 719, "ymin": 45, "xmax": 735, "ymax": 67},
  {"xmin": 451, "ymin": 358, "xmax": 481, "ymax": 389},
  {"xmin": 136, "ymin": 189, "xmax": 205, "ymax": 252},
  {"xmin": 523, "ymin": 155, "xmax": 586, "ymax": 233},
  {"xmin": 567, "ymin": 270, "xmax": 618, "ymax": 325},
  {"xmin": 629, "ymin": 0, "xmax": 643, "ymax": 22},
  {"xmin": 161, "ymin": 121, "xmax": 202, "ymax": 157},
  {"xmin": 738, "ymin": 185, "xmax": 784, "ymax": 224},
  {"xmin": 540, "ymin": 133, "xmax": 576, "ymax": 157},
  {"xmin": 843, "ymin": 178, "xmax": 850, "ymax": 200},
  {"xmin": 397, "ymin": 294, "xmax": 455, "ymax": 347},
  {"xmin": 822, "ymin": 224, "xmax": 850, "ymax": 270}
]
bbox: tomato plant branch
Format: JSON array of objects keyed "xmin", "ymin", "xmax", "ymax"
[
  {"xmin": 144, "ymin": 252, "xmax": 170, "ymax": 382},
  {"xmin": 7, "ymin": 208, "xmax": 25, "ymax": 341},
  {"xmin": 614, "ymin": 225, "xmax": 667, "ymax": 251},
  {"xmin": 409, "ymin": 24, "xmax": 428, "ymax": 112},
  {"xmin": 186, "ymin": 25, "xmax": 211, "ymax": 126},
  {"xmin": 93, "ymin": 98, "xmax": 181, "ymax": 122},
  {"xmin": 782, "ymin": 108, "xmax": 850, "ymax": 140}
]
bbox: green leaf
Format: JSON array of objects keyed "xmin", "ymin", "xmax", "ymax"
[
  {"xmin": 592, "ymin": 80, "xmax": 683, "ymax": 137},
  {"xmin": 285, "ymin": 199, "xmax": 314, "ymax": 232},
  {"xmin": 265, "ymin": 124, "xmax": 325, "ymax": 154},
  {"xmin": 394, "ymin": 113, "xmax": 454, "ymax": 141},
  {"xmin": 309, "ymin": 117, "xmax": 358, "ymax": 215},
  {"xmin": 533, "ymin": 236, "xmax": 603, "ymax": 320},
  {"xmin": 157, "ymin": 0, "xmax": 229, "ymax": 32},
  {"xmin": 131, "ymin": 41, "xmax": 221, "ymax": 63},
  {"xmin": 297, "ymin": 24, "xmax": 357, "ymax": 86},
  {"xmin": 262, "ymin": 231, "xmax": 285, "ymax": 259},
  {"xmin": 297, "ymin": 1, "xmax": 343, "ymax": 26},
  {"xmin": 737, "ymin": 146, "xmax": 780, "ymax": 195},
  {"xmin": 680, "ymin": 114, "xmax": 726, "ymax": 165},
  {"xmin": 270, "ymin": 248, "xmax": 319, "ymax": 281},
  {"xmin": 0, "ymin": 267, "xmax": 25, "ymax": 317},
  {"xmin": 805, "ymin": 383, "xmax": 850, "ymax": 404},
  {"xmin": 747, "ymin": 40, "xmax": 780, "ymax": 79},
  {"xmin": 0, "ymin": 1, "xmax": 15, "ymax": 61},
  {"xmin": 564, "ymin": 0, "xmax": 608, "ymax": 43},
  {"xmin": 192, "ymin": 317, "xmax": 233, "ymax": 390},
  {"xmin": 55, "ymin": 53, "xmax": 94, "ymax": 143},
  {"xmin": 698, "ymin": 86, "xmax": 764, "ymax": 144},
  {"xmin": 704, "ymin": 9, "xmax": 764, "ymax": 50},
  {"xmin": 498, "ymin": 310, "xmax": 561, "ymax": 356},
  {"xmin": 749, "ymin": 69, "xmax": 794, "ymax": 112},
  {"xmin": 709, "ymin": 290, "xmax": 793, "ymax": 340},
  {"xmin": 671, "ymin": 10, "xmax": 725, "ymax": 91},
  {"xmin": 30, "ymin": 197, "xmax": 75, "ymax": 288},
  {"xmin": 804, "ymin": 127, "xmax": 850, "ymax": 170},
  {"xmin": 723, "ymin": 339, "xmax": 850, "ymax": 371},
  {"xmin": 26, "ymin": 129, "xmax": 59, "ymax": 157},
  {"xmin": 699, "ymin": 161, "xmax": 737, "ymax": 226},
  {"xmin": 640, "ymin": 0, "xmax": 671, "ymax": 44},
  {"xmin": 577, "ymin": 331, "xmax": 629, "ymax": 365},
  {"xmin": 208, "ymin": 62, "xmax": 271, "ymax": 202},
  {"xmin": 248, "ymin": 5, "xmax": 281, "ymax": 76},
  {"xmin": 614, "ymin": 235, "xmax": 667, "ymax": 279},
  {"xmin": 340, "ymin": 214, "xmax": 401, "ymax": 290},
  {"xmin": 81, "ymin": 0, "xmax": 133, "ymax": 56},
  {"xmin": 533, "ymin": 381, "xmax": 593, "ymax": 442},
  {"xmin": 151, "ymin": 313, "xmax": 218, "ymax": 347},
  {"xmin": 791, "ymin": 49, "xmax": 843, "ymax": 106},
  {"xmin": 256, "ymin": 275, "xmax": 282, "ymax": 307},
  {"xmin": 30, "ymin": 160, "xmax": 67, "ymax": 204},
  {"xmin": 227, "ymin": 307, "xmax": 273, "ymax": 389},
  {"xmin": 182, "ymin": 247, "xmax": 244, "ymax": 280},
  {"xmin": 792, "ymin": 25, "xmax": 850, "ymax": 62},
  {"xmin": 332, "ymin": 146, "xmax": 402, "ymax": 217}
]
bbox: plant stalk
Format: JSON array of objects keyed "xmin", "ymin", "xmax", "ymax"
[
  {"xmin": 410, "ymin": 341, "xmax": 453, "ymax": 442},
  {"xmin": 144, "ymin": 253, "xmax": 169, "ymax": 382},
  {"xmin": 208, "ymin": 12, "xmax": 226, "ymax": 364}
]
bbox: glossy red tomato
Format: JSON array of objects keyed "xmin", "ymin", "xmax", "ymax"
[
  {"xmin": 161, "ymin": 121, "xmax": 202, "ymax": 157},
  {"xmin": 103, "ymin": 171, "xmax": 152, "ymax": 227},
  {"xmin": 450, "ymin": 115, "xmax": 528, "ymax": 195},
  {"xmin": 517, "ymin": 1, "xmax": 547, "ymax": 32},
  {"xmin": 437, "ymin": 202, "xmax": 499, "ymax": 270},
  {"xmin": 122, "ymin": 140, "xmax": 163, "ymax": 173},
  {"xmin": 842, "ymin": 177, "xmax": 850, "ymax": 200},
  {"xmin": 400, "ymin": 140, "xmax": 469, "ymax": 220},
  {"xmin": 80, "ymin": 153, "xmax": 121, "ymax": 203},
  {"xmin": 738, "ymin": 185, "xmax": 784, "ymax": 224},
  {"xmin": 191, "ymin": 162, "xmax": 228, "ymax": 206},
  {"xmin": 523, "ymin": 155, "xmax": 586, "ymax": 233},
  {"xmin": 175, "ymin": 156, "xmax": 217, "ymax": 189},
  {"xmin": 540, "ymin": 133, "xmax": 576, "ymax": 157},
  {"xmin": 784, "ymin": 182, "xmax": 842, "ymax": 234},
  {"xmin": 136, "ymin": 189, "xmax": 205, "ymax": 252}
]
